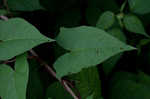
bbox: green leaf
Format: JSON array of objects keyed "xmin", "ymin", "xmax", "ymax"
[
  {"xmin": 72, "ymin": 67, "xmax": 102, "ymax": 99},
  {"xmin": 109, "ymin": 72, "xmax": 150, "ymax": 99},
  {"xmin": 106, "ymin": 28, "xmax": 126, "ymax": 42},
  {"xmin": 86, "ymin": 95, "xmax": 103, "ymax": 99},
  {"xmin": 7, "ymin": 0, "xmax": 44, "ymax": 11},
  {"xmin": 0, "ymin": 18, "xmax": 55, "ymax": 60},
  {"xmin": 109, "ymin": 72, "xmax": 137, "ymax": 86},
  {"xmin": 46, "ymin": 82, "xmax": 73, "ymax": 99},
  {"xmin": 109, "ymin": 80, "xmax": 150, "ymax": 99},
  {"xmin": 96, "ymin": 11, "xmax": 115, "ymax": 30},
  {"xmin": 102, "ymin": 28, "xmax": 126, "ymax": 75},
  {"xmin": 128, "ymin": 0, "xmax": 150, "ymax": 14},
  {"xmin": 102, "ymin": 54, "xmax": 121, "ymax": 75},
  {"xmin": 86, "ymin": 0, "xmax": 118, "ymax": 25},
  {"xmin": 0, "ymin": 53, "xmax": 29, "ymax": 99},
  {"xmin": 123, "ymin": 14, "xmax": 149, "ymax": 37},
  {"xmin": 138, "ymin": 39, "xmax": 150, "ymax": 46},
  {"xmin": 137, "ymin": 72, "xmax": 150, "ymax": 86},
  {"xmin": 137, "ymin": 39, "xmax": 150, "ymax": 54},
  {"xmin": 26, "ymin": 60, "xmax": 44, "ymax": 99},
  {"xmin": 54, "ymin": 26, "xmax": 135, "ymax": 78},
  {"xmin": 86, "ymin": 95, "xmax": 94, "ymax": 99}
]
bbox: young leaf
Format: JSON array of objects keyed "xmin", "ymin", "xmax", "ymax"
[
  {"xmin": 0, "ymin": 53, "xmax": 28, "ymax": 99},
  {"xmin": 0, "ymin": 18, "xmax": 55, "ymax": 60},
  {"xmin": 7, "ymin": 0, "xmax": 44, "ymax": 11},
  {"xmin": 96, "ymin": 11, "xmax": 115, "ymax": 30},
  {"xmin": 123, "ymin": 14, "xmax": 149, "ymax": 37},
  {"xmin": 128, "ymin": 0, "xmax": 150, "ymax": 14},
  {"xmin": 54, "ymin": 26, "xmax": 135, "ymax": 78}
]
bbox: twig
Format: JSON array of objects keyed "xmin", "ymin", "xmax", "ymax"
[
  {"xmin": 0, "ymin": 15, "xmax": 8, "ymax": 20},
  {"xmin": 62, "ymin": 80, "xmax": 80, "ymax": 99},
  {"xmin": 29, "ymin": 50, "xmax": 58, "ymax": 79},
  {"xmin": 3, "ymin": 59, "xmax": 16, "ymax": 64},
  {"xmin": 1, "ymin": 55, "xmax": 34, "ymax": 64},
  {"xmin": 29, "ymin": 49, "xmax": 79, "ymax": 99},
  {"xmin": 64, "ymin": 80, "xmax": 82, "ymax": 98},
  {"xmin": 0, "ymin": 15, "xmax": 79, "ymax": 99}
]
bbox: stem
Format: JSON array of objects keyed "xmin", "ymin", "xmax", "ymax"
[
  {"xmin": 62, "ymin": 80, "xmax": 80, "ymax": 99},
  {"xmin": 116, "ymin": 13, "xmax": 124, "ymax": 28},
  {"xmin": 64, "ymin": 80, "xmax": 82, "ymax": 98},
  {"xmin": 3, "ymin": 59, "xmax": 16, "ymax": 64},
  {"xmin": 1, "ymin": 56, "xmax": 34, "ymax": 64},
  {"xmin": 0, "ymin": 15, "xmax": 8, "ymax": 20},
  {"xmin": 0, "ymin": 15, "xmax": 80, "ymax": 99},
  {"xmin": 29, "ymin": 50, "xmax": 79, "ymax": 99}
]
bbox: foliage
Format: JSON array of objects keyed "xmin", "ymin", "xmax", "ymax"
[
  {"xmin": 0, "ymin": 53, "xmax": 28, "ymax": 99},
  {"xmin": 0, "ymin": 0, "xmax": 150, "ymax": 99},
  {"xmin": 54, "ymin": 26, "xmax": 134, "ymax": 78},
  {"xmin": 0, "ymin": 18, "xmax": 54, "ymax": 60}
]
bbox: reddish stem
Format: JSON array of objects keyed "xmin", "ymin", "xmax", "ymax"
[
  {"xmin": 0, "ymin": 15, "xmax": 80, "ymax": 99},
  {"xmin": 0, "ymin": 15, "xmax": 8, "ymax": 20},
  {"xmin": 29, "ymin": 50, "xmax": 79, "ymax": 99}
]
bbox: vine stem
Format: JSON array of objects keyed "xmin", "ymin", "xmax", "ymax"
[
  {"xmin": 0, "ymin": 15, "xmax": 8, "ymax": 20},
  {"xmin": 0, "ymin": 15, "xmax": 79, "ymax": 99},
  {"xmin": 3, "ymin": 59, "xmax": 16, "ymax": 64},
  {"xmin": 29, "ymin": 50, "xmax": 79, "ymax": 99}
]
